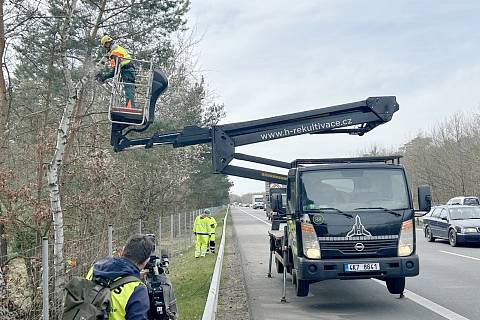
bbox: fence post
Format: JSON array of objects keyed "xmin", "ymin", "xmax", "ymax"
[
  {"xmin": 139, "ymin": 219, "xmax": 142, "ymax": 234},
  {"xmin": 184, "ymin": 212, "xmax": 187, "ymax": 235},
  {"xmin": 178, "ymin": 212, "xmax": 182, "ymax": 236},
  {"xmin": 170, "ymin": 214, "xmax": 174, "ymax": 240},
  {"xmin": 108, "ymin": 225, "xmax": 113, "ymax": 257},
  {"xmin": 190, "ymin": 211, "xmax": 193, "ymax": 244},
  {"xmin": 42, "ymin": 237, "xmax": 49, "ymax": 320},
  {"xmin": 158, "ymin": 216, "xmax": 162, "ymax": 243}
]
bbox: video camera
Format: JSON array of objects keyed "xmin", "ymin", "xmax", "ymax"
[{"xmin": 143, "ymin": 234, "xmax": 177, "ymax": 320}]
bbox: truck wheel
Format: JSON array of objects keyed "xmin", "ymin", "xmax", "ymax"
[
  {"xmin": 386, "ymin": 277, "xmax": 405, "ymax": 295},
  {"xmin": 448, "ymin": 229, "xmax": 458, "ymax": 247},
  {"xmin": 425, "ymin": 226, "xmax": 435, "ymax": 242},
  {"xmin": 275, "ymin": 259, "xmax": 284, "ymax": 274},
  {"xmin": 296, "ymin": 278, "xmax": 309, "ymax": 297}
]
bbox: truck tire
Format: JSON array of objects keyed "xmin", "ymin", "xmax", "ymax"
[
  {"xmin": 386, "ymin": 277, "xmax": 405, "ymax": 295},
  {"xmin": 295, "ymin": 278, "xmax": 309, "ymax": 297},
  {"xmin": 275, "ymin": 259, "xmax": 284, "ymax": 274},
  {"xmin": 425, "ymin": 226, "xmax": 435, "ymax": 242}
]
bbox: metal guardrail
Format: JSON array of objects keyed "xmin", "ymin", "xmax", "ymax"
[{"xmin": 202, "ymin": 206, "xmax": 230, "ymax": 320}]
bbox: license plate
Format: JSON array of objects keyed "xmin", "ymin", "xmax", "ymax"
[{"xmin": 344, "ymin": 263, "xmax": 380, "ymax": 272}]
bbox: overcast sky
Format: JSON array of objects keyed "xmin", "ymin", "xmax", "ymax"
[{"xmin": 187, "ymin": 0, "xmax": 480, "ymax": 195}]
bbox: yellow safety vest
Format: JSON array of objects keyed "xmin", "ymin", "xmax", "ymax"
[
  {"xmin": 193, "ymin": 215, "xmax": 210, "ymax": 235},
  {"xmin": 109, "ymin": 44, "xmax": 132, "ymax": 67},
  {"xmin": 86, "ymin": 267, "xmax": 144, "ymax": 320},
  {"xmin": 206, "ymin": 216, "xmax": 217, "ymax": 235}
]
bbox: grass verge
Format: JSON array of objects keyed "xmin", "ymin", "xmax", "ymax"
[{"xmin": 169, "ymin": 209, "xmax": 226, "ymax": 320}]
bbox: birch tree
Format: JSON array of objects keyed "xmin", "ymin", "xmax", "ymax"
[{"xmin": 47, "ymin": 0, "xmax": 80, "ymax": 310}]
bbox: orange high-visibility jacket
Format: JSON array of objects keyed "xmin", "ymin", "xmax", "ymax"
[{"xmin": 109, "ymin": 44, "xmax": 132, "ymax": 67}]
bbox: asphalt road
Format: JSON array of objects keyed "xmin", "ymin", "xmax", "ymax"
[{"xmin": 230, "ymin": 206, "xmax": 480, "ymax": 320}]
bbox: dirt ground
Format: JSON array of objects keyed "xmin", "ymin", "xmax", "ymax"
[{"xmin": 215, "ymin": 215, "xmax": 250, "ymax": 320}]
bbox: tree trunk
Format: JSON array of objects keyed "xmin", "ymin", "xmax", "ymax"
[
  {"xmin": 48, "ymin": 0, "xmax": 78, "ymax": 313},
  {"xmin": 0, "ymin": 0, "xmax": 8, "ymax": 140},
  {"xmin": 48, "ymin": 0, "xmax": 110, "ymax": 312},
  {"xmin": 47, "ymin": 104, "xmax": 73, "ymax": 312},
  {"xmin": 0, "ymin": 224, "xmax": 6, "ymax": 266},
  {"xmin": 0, "ymin": 0, "xmax": 9, "ymax": 267}
]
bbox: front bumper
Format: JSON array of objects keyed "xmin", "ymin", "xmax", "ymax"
[
  {"xmin": 295, "ymin": 254, "xmax": 419, "ymax": 282},
  {"xmin": 457, "ymin": 233, "xmax": 480, "ymax": 243}
]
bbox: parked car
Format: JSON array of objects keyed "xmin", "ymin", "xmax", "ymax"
[
  {"xmin": 423, "ymin": 205, "xmax": 480, "ymax": 246},
  {"xmin": 446, "ymin": 196, "xmax": 480, "ymax": 206}
]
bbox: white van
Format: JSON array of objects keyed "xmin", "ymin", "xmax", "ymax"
[{"xmin": 446, "ymin": 196, "xmax": 480, "ymax": 206}]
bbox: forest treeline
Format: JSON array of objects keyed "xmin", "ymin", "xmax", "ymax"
[{"xmin": 357, "ymin": 112, "xmax": 480, "ymax": 206}]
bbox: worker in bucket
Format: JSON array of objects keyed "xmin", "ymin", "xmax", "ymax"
[
  {"xmin": 192, "ymin": 209, "xmax": 211, "ymax": 258},
  {"xmin": 204, "ymin": 209, "xmax": 217, "ymax": 254},
  {"xmin": 95, "ymin": 35, "xmax": 137, "ymax": 109}
]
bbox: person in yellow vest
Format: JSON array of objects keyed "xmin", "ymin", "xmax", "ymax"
[
  {"xmin": 86, "ymin": 234, "xmax": 154, "ymax": 319},
  {"xmin": 192, "ymin": 209, "xmax": 211, "ymax": 258},
  {"xmin": 204, "ymin": 209, "xmax": 217, "ymax": 254},
  {"xmin": 95, "ymin": 35, "xmax": 137, "ymax": 109}
]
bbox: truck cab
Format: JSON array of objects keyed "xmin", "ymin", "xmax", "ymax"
[
  {"xmin": 252, "ymin": 194, "xmax": 265, "ymax": 209},
  {"xmin": 269, "ymin": 156, "xmax": 431, "ymax": 297}
]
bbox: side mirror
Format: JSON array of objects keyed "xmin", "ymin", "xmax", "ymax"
[
  {"xmin": 418, "ymin": 185, "xmax": 432, "ymax": 212},
  {"xmin": 271, "ymin": 194, "xmax": 282, "ymax": 212}
]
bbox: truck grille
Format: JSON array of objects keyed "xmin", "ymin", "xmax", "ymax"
[{"xmin": 319, "ymin": 235, "xmax": 398, "ymax": 258}]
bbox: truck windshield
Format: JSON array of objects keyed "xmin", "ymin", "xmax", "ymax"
[{"xmin": 300, "ymin": 168, "xmax": 410, "ymax": 212}]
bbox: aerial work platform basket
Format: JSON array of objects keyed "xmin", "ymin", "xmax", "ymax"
[{"xmin": 108, "ymin": 57, "xmax": 168, "ymax": 126}]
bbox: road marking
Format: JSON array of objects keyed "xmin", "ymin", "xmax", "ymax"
[
  {"xmin": 372, "ymin": 279, "xmax": 470, "ymax": 320},
  {"xmin": 238, "ymin": 208, "xmax": 271, "ymax": 226},
  {"xmin": 440, "ymin": 250, "xmax": 480, "ymax": 262}
]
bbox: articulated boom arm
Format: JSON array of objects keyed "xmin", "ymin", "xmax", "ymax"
[{"xmin": 111, "ymin": 96, "xmax": 399, "ymax": 184}]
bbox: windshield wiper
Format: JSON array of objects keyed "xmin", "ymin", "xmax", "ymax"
[
  {"xmin": 354, "ymin": 207, "xmax": 402, "ymax": 216},
  {"xmin": 304, "ymin": 207, "xmax": 353, "ymax": 219}
]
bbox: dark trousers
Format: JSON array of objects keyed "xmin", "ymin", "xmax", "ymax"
[{"xmin": 121, "ymin": 65, "xmax": 136, "ymax": 108}]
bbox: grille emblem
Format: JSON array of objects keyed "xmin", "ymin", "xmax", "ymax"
[
  {"xmin": 312, "ymin": 215, "xmax": 325, "ymax": 225},
  {"xmin": 347, "ymin": 215, "xmax": 372, "ymax": 237},
  {"xmin": 354, "ymin": 243, "xmax": 365, "ymax": 252}
]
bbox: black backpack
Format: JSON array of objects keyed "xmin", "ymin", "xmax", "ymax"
[{"xmin": 63, "ymin": 275, "xmax": 139, "ymax": 320}]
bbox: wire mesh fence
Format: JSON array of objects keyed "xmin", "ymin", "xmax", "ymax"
[
  {"xmin": 0, "ymin": 244, "xmax": 43, "ymax": 320},
  {"xmin": 0, "ymin": 206, "xmax": 225, "ymax": 320}
]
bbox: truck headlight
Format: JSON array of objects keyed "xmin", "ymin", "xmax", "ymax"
[
  {"xmin": 461, "ymin": 227, "xmax": 477, "ymax": 233},
  {"xmin": 301, "ymin": 223, "xmax": 321, "ymax": 259},
  {"xmin": 398, "ymin": 220, "xmax": 414, "ymax": 257}
]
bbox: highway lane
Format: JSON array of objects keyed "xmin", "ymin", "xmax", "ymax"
[{"xmin": 231, "ymin": 206, "xmax": 479, "ymax": 320}]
